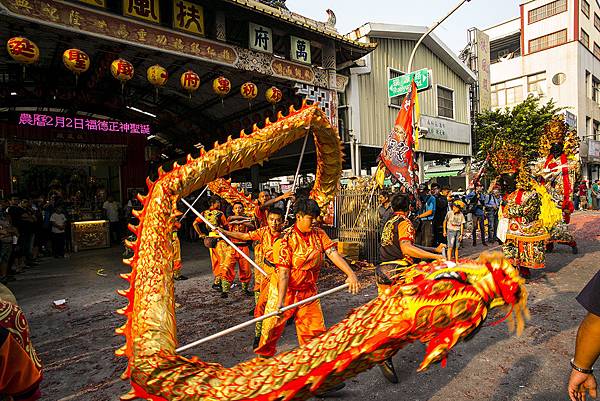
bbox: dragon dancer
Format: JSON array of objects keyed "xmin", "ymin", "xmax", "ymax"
[
  {"xmin": 219, "ymin": 201, "xmax": 255, "ymax": 298},
  {"xmin": 219, "ymin": 207, "xmax": 284, "ymax": 348},
  {"xmin": 376, "ymin": 194, "xmax": 446, "ymax": 383},
  {"xmin": 255, "ymin": 191, "xmax": 292, "ymax": 227},
  {"xmin": 193, "ymin": 196, "xmax": 228, "ymax": 291},
  {"xmin": 255, "ymin": 198, "xmax": 360, "ymax": 360}
]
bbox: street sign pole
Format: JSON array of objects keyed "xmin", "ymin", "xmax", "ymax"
[{"xmin": 404, "ymin": 0, "xmax": 474, "ymax": 184}]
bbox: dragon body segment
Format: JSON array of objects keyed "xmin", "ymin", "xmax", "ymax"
[{"xmin": 117, "ymin": 103, "xmax": 527, "ymax": 400}]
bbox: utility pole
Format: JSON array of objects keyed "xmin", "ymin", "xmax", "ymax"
[{"xmin": 406, "ymin": 0, "xmax": 473, "ymax": 183}]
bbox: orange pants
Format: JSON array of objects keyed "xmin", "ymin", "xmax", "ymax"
[
  {"xmin": 209, "ymin": 241, "xmax": 228, "ymax": 281},
  {"xmin": 255, "ymin": 287, "xmax": 326, "ymax": 357},
  {"xmin": 221, "ymin": 245, "xmax": 252, "ymax": 284}
]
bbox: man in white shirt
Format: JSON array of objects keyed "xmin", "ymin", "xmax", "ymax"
[
  {"xmin": 49, "ymin": 207, "xmax": 67, "ymax": 258},
  {"xmin": 103, "ymin": 196, "xmax": 121, "ymax": 245}
]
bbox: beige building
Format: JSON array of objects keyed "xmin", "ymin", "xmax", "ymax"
[{"xmin": 343, "ymin": 23, "xmax": 476, "ymax": 183}]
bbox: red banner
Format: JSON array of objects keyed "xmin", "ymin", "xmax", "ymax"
[{"xmin": 379, "ymin": 81, "xmax": 417, "ymax": 190}]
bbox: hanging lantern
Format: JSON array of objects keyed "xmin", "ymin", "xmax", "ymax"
[
  {"xmin": 265, "ymin": 86, "xmax": 283, "ymax": 105},
  {"xmin": 212, "ymin": 76, "xmax": 231, "ymax": 105},
  {"xmin": 180, "ymin": 70, "xmax": 200, "ymax": 99},
  {"xmin": 147, "ymin": 64, "xmax": 168, "ymax": 99},
  {"xmin": 241, "ymin": 82, "xmax": 258, "ymax": 109},
  {"xmin": 111, "ymin": 58, "xmax": 134, "ymax": 93},
  {"xmin": 7, "ymin": 37, "xmax": 39, "ymax": 77},
  {"xmin": 62, "ymin": 49, "xmax": 90, "ymax": 85},
  {"xmin": 147, "ymin": 64, "xmax": 168, "ymax": 87}
]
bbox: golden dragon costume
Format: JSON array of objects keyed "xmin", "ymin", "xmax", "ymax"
[{"xmin": 116, "ymin": 102, "xmax": 528, "ymax": 400}]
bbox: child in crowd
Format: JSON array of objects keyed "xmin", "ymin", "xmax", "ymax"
[{"xmin": 443, "ymin": 200, "xmax": 466, "ymax": 262}]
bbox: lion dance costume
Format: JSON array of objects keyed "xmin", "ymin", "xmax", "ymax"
[{"xmin": 116, "ymin": 103, "xmax": 529, "ymax": 400}]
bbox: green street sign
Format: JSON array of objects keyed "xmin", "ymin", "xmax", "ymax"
[{"xmin": 388, "ymin": 68, "xmax": 432, "ymax": 98}]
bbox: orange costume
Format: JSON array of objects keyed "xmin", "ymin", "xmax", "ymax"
[
  {"xmin": 0, "ymin": 300, "xmax": 42, "ymax": 401},
  {"xmin": 255, "ymin": 225, "xmax": 335, "ymax": 357},
  {"xmin": 196, "ymin": 209, "xmax": 228, "ymax": 284},
  {"xmin": 254, "ymin": 205, "xmax": 268, "ymax": 228},
  {"xmin": 220, "ymin": 219, "xmax": 252, "ymax": 292}
]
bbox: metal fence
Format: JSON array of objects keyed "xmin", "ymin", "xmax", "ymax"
[{"xmin": 335, "ymin": 185, "xmax": 381, "ymax": 263}]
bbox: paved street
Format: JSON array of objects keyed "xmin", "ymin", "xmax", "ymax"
[{"xmin": 7, "ymin": 211, "xmax": 600, "ymax": 401}]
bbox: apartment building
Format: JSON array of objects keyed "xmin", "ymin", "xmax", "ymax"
[{"xmin": 484, "ymin": 0, "xmax": 600, "ymax": 180}]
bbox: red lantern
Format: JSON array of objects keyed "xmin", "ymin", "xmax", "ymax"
[
  {"xmin": 7, "ymin": 37, "xmax": 39, "ymax": 65},
  {"xmin": 213, "ymin": 76, "xmax": 231, "ymax": 97},
  {"xmin": 111, "ymin": 58, "xmax": 134, "ymax": 93},
  {"xmin": 240, "ymin": 82, "xmax": 258, "ymax": 100}
]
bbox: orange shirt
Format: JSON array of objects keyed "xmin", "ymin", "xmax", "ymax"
[
  {"xmin": 254, "ymin": 205, "xmax": 268, "ymax": 228},
  {"xmin": 249, "ymin": 226, "xmax": 280, "ymax": 271},
  {"xmin": 228, "ymin": 218, "xmax": 250, "ymax": 245},
  {"xmin": 275, "ymin": 225, "xmax": 335, "ymax": 291}
]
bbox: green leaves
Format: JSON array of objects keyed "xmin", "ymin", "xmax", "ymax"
[{"xmin": 473, "ymin": 95, "xmax": 561, "ymax": 176}]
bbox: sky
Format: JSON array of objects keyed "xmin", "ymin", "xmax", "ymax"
[{"xmin": 286, "ymin": 0, "xmax": 522, "ymax": 54}]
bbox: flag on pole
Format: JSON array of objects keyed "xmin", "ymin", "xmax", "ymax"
[
  {"xmin": 413, "ymin": 81, "xmax": 420, "ymax": 151},
  {"xmin": 378, "ymin": 80, "xmax": 418, "ymax": 190}
]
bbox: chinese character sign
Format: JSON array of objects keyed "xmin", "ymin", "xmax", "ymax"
[
  {"xmin": 62, "ymin": 49, "xmax": 90, "ymax": 75},
  {"xmin": 240, "ymin": 82, "xmax": 258, "ymax": 100},
  {"xmin": 7, "ymin": 37, "xmax": 40, "ymax": 65},
  {"xmin": 123, "ymin": 0, "xmax": 160, "ymax": 23},
  {"xmin": 111, "ymin": 59, "xmax": 134, "ymax": 81},
  {"xmin": 147, "ymin": 64, "xmax": 168, "ymax": 87},
  {"xmin": 265, "ymin": 86, "xmax": 282, "ymax": 104},
  {"xmin": 17, "ymin": 113, "xmax": 151, "ymax": 135},
  {"xmin": 173, "ymin": 0, "xmax": 204, "ymax": 35},
  {"xmin": 290, "ymin": 36, "xmax": 311, "ymax": 64},
  {"xmin": 180, "ymin": 70, "xmax": 200, "ymax": 97},
  {"xmin": 79, "ymin": 0, "xmax": 106, "ymax": 8},
  {"xmin": 248, "ymin": 22, "xmax": 272, "ymax": 53},
  {"xmin": 212, "ymin": 76, "xmax": 231, "ymax": 97}
]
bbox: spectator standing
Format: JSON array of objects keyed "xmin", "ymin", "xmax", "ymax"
[
  {"xmin": 49, "ymin": 206, "xmax": 67, "ymax": 258},
  {"xmin": 377, "ymin": 191, "xmax": 394, "ymax": 229},
  {"xmin": 443, "ymin": 200, "xmax": 466, "ymax": 262},
  {"xmin": 484, "ymin": 187, "xmax": 501, "ymax": 244},
  {"xmin": 431, "ymin": 183, "xmax": 448, "ymax": 246},
  {"xmin": 0, "ymin": 214, "xmax": 17, "ymax": 284},
  {"xmin": 6, "ymin": 196, "xmax": 25, "ymax": 271},
  {"xmin": 415, "ymin": 184, "xmax": 436, "ymax": 247},
  {"xmin": 588, "ymin": 183, "xmax": 595, "ymax": 210},
  {"xmin": 578, "ymin": 181, "xmax": 588, "ymax": 210},
  {"xmin": 574, "ymin": 182, "xmax": 581, "ymax": 211},
  {"xmin": 466, "ymin": 184, "xmax": 487, "ymax": 246},
  {"xmin": 19, "ymin": 200, "xmax": 37, "ymax": 267},
  {"xmin": 592, "ymin": 180, "xmax": 599, "ymax": 210},
  {"xmin": 103, "ymin": 196, "xmax": 121, "ymax": 245}
]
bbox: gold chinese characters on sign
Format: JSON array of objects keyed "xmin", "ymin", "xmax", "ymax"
[
  {"xmin": 172, "ymin": 0, "xmax": 204, "ymax": 36},
  {"xmin": 123, "ymin": 0, "xmax": 160, "ymax": 23},
  {"xmin": 79, "ymin": 0, "xmax": 106, "ymax": 8}
]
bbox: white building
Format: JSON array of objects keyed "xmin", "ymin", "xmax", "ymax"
[{"xmin": 484, "ymin": 0, "xmax": 600, "ymax": 181}]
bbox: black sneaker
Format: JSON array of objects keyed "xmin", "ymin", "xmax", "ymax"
[
  {"xmin": 315, "ymin": 382, "xmax": 346, "ymax": 398},
  {"xmin": 174, "ymin": 275, "xmax": 189, "ymax": 281},
  {"xmin": 253, "ymin": 336, "xmax": 261, "ymax": 349},
  {"xmin": 212, "ymin": 283, "xmax": 222, "ymax": 292},
  {"xmin": 378, "ymin": 358, "xmax": 399, "ymax": 383},
  {"xmin": 220, "ymin": 291, "xmax": 229, "ymax": 299}
]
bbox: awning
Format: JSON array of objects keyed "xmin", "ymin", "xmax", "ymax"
[{"xmin": 425, "ymin": 170, "xmax": 461, "ymax": 179}]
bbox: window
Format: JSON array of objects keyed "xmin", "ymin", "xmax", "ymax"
[
  {"xmin": 528, "ymin": 72, "xmax": 547, "ymax": 96},
  {"xmin": 587, "ymin": 117, "xmax": 592, "ymax": 138},
  {"xmin": 528, "ymin": 0, "xmax": 567, "ymax": 23},
  {"xmin": 583, "ymin": 0, "xmax": 591, "ymax": 18},
  {"xmin": 587, "ymin": 70, "xmax": 592, "ymax": 98},
  {"xmin": 529, "ymin": 29, "xmax": 567, "ymax": 53},
  {"xmin": 594, "ymin": 120, "xmax": 600, "ymax": 140},
  {"xmin": 593, "ymin": 77, "xmax": 600, "ymax": 103},
  {"xmin": 595, "ymin": 43, "xmax": 600, "ymax": 59},
  {"xmin": 491, "ymin": 80, "xmax": 524, "ymax": 108},
  {"xmin": 388, "ymin": 68, "xmax": 404, "ymax": 107},
  {"xmin": 595, "ymin": 13, "xmax": 600, "ymax": 31},
  {"xmin": 582, "ymin": 29, "xmax": 590, "ymax": 48},
  {"xmin": 437, "ymin": 86, "xmax": 454, "ymax": 119}
]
